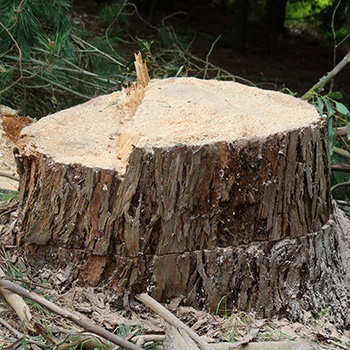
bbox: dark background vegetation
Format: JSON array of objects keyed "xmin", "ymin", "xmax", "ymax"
[{"xmin": 1, "ymin": 0, "xmax": 350, "ymax": 204}]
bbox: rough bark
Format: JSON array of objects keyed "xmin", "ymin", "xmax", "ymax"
[{"xmin": 15, "ymin": 78, "xmax": 350, "ymax": 328}]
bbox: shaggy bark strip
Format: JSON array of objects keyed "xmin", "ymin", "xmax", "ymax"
[{"xmin": 18, "ymin": 121, "xmax": 330, "ymax": 256}]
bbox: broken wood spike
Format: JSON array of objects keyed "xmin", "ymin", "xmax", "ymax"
[
  {"xmin": 123, "ymin": 53, "xmax": 150, "ymax": 117},
  {"xmin": 117, "ymin": 132, "xmax": 141, "ymax": 164},
  {"xmin": 118, "ymin": 53, "xmax": 149, "ymax": 163},
  {"xmin": 134, "ymin": 52, "xmax": 150, "ymax": 89}
]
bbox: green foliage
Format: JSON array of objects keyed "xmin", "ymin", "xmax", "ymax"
[
  {"xmin": 286, "ymin": 0, "xmax": 335, "ymax": 21},
  {"xmin": 100, "ymin": 0, "xmax": 129, "ymax": 27},
  {"xmin": 0, "ymin": 0, "xmax": 131, "ymax": 118},
  {"xmin": 0, "ymin": 0, "xmax": 75, "ymax": 57},
  {"xmin": 310, "ymin": 91, "xmax": 350, "ymax": 204},
  {"xmin": 0, "ymin": 188, "xmax": 18, "ymax": 203},
  {"xmin": 286, "ymin": 0, "xmax": 350, "ymax": 45}
]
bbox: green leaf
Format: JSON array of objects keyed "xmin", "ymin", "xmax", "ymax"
[
  {"xmin": 327, "ymin": 91, "xmax": 343, "ymax": 100},
  {"xmin": 175, "ymin": 65, "xmax": 184, "ymax": 77},
  {"xmin": 317, "ymin": 97, "xmax": 324, "ymax": 116},
  {"xmin": 327, "ymin": 116, "xmax": 337, "ymax": 156},
  {"xmin": 323, "ymin": 97, "xmax": 335, "ymax": 118},
  {"xmin": 335, "ymin": 101, "xmax": 350, "ymax": 115}
]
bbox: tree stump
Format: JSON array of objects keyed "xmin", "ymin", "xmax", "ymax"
[{"xmin": 16, "ymin": 73, "xmax": 350, "ymax": 327}]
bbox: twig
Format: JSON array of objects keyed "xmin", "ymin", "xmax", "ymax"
[
  {"xmin": 2, "ymin": 338, "xmax": 24, "ymax": 350},
  {"xmin": 0, "ymin": 172, "xmax": 19, "ymax": 182},
  {"xmin": 333, "ymin": 146, "xmax": 350, "ymax": 159},
  {"xmin": 104, "ymin": 0, "xmax": 129, "ymax": 52},
  {"xmin": 0, "ymin": 21, "xmax": 23, "ymax": 96},
  {"xmin": 8, "ymin": 0, "xmax": 25, "ymax": 31},
  {"xmin": 0, "ymin": 317, "xmax": 23, "ymax": 339},
  {"xmin": 0, "ymin": 279, "xmax": 143, "ymax": 350},
  {"xmin": 161, "ymin": 11, "xmax": 188, "ymax": 27},
  {"xmin": 331, "ymin": 163, "xmax": 350, "ymax": 172},
  {"xmin": 330, "ymin": 0, "xmax": 343, "ymax": 93},
  {"xmin": 136, "ymin": 293, "xmax": 215, "ymax": 350},
  {"xmin": 204, "ymin": 35, "xmax": 221, "ymax": 79},
  {"xmin": 21, "ymin": 68, "xmax": 91, "ymax": 100},
  {"xmin": 301, "ymin": 49, "xmax": 350, "ymax": 100},
  {"xmin": 133, "ymin": 334, "xmax": 165, "ymax": 347},
  {"xmin": 72, "ymin": 35, "xmax": 126, "ymax": 66},
  {"xmin": 336, "ymin": 199, "xmax": 350, "ymax": 206},
  {"xmin": 331, "ymin": 181, "xmax": 350, "ymax": 192},
  {"xmin": 4, "ymin": 54, "xmax": 127, "ymax": 85},
  {"xmin": 191, "ymin": 54, "xmax": 255, "ymax": 85}
]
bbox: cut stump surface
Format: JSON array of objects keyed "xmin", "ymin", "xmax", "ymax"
[{"xmin": 16, "ymin": 77, "xmax": 349, "ymax": 327}]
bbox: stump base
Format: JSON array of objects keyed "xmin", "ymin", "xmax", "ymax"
[{"xmin": 24, "ymin": 204, "xmax": 350, "ymax": 328}]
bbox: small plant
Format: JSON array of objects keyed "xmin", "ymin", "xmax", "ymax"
[
  {"xmin": 223, "ymin": 311, "xmax": 255, "ymax": 342},
  {"xmin": 0, "ymin": 189, "xmax": 19, "ymax": 203},
  {"xmin": 308, "ymin": 90, "xmax": 350, "ymax": 208}
]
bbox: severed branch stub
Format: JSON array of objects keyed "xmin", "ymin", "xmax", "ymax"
[{"xmin": 16, "ymin": 53, "xmax": 350, "ymax": 327}]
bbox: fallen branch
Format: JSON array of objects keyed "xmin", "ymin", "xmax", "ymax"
[
  {"xmin": 301, "ymin": 49, "xmax": 350, "ymax": 101},
  {"xmin": 0, "ymin": 317, "xmax": 23, "ymax": 338},
  {"xmin": 0, "ymin": 171, "xmax": 19, "ymax": 182},
  {"xmin": 0, "ymin": 279, "xmax": 143, "ymax": 350},
  {"xmin": 136, "ymin": 293, "xmax": 215, "ymax": 350}
]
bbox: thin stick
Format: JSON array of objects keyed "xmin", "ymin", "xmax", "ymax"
[
  {"xmin": 203, "ymin": 35, "xmax": 221, "ymax": 79},
  {"xmin": 0, "ymin": 317, "xmax": 23, "ymax": 339},
  {"xmin": 0, "ymin": 172, "xmax": 19, "ymax": 181},
  {"xmin": 136, "ymin": 293, "xmax": 215, "ymax": 350},
  {"xmin": 333, "ymin": 146, "xmax": 350, "ymax": 160},
  {"xmin": 0, "ymin": 21, "xmax": 23, "ymax": 95},
  {"xmin": 331, "ymin": 181, "xmax": 350, "ymax": 192},
  {"xmin": 331, "ymin": 163, "xmax": 350, "ymax": 172},
  {"xmin": 0, "ymin": 279, "xmax": 143, "ymax": 350}
]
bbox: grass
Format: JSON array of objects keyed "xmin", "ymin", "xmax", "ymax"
[{"xmin": 0, "ymin": 188, "xmax": 19, "ymax": 204}]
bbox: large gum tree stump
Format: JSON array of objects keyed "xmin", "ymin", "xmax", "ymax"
[{"xmin": 16, "ymin": 77, "xmax": 350, "ymax": 327}]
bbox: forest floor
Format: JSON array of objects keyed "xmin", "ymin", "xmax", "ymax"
[{"xmin": 0, "ymin": 214, "xmax": 349, "ymax": 349}]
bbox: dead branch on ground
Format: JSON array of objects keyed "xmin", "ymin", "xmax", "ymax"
[{"xmin": 0, "ymin": 279, "xmax": 143, "ymax": 350}]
